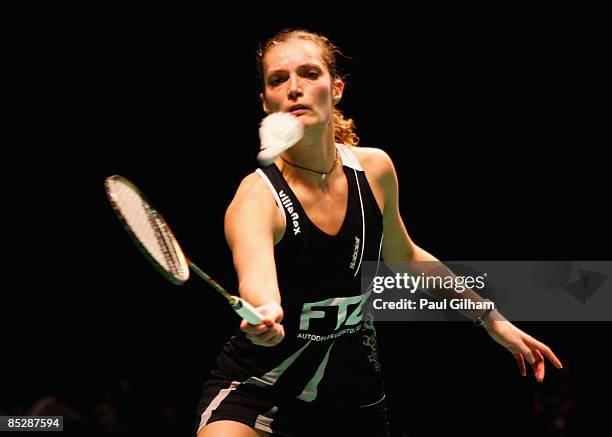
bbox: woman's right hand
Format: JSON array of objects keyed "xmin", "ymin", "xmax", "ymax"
[{"xmin": 240, "ymin": 301, "xmax": 285, "ymax": 347}]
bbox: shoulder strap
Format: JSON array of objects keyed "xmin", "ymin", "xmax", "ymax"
[
  {"xmin": 255, "ymin": 165, "xmax": 306, "ymax": 238},
  {"xmin": 336, "ymin": 143, "xmax": 364, "ymax": 171}
]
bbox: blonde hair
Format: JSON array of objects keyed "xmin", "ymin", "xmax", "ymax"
[{"xmin": 257, "ymin": 29, "xmax": 359, "ymax": 146}]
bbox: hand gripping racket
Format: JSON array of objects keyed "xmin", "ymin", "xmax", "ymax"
[{"xmin": 104, "ymin": 175, "xmax": 263, "ymax": 325}]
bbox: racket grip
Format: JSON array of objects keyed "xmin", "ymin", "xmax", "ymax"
[{"xmin": 231, "ymin": 297, "xmax": 263, "ymax": 325}]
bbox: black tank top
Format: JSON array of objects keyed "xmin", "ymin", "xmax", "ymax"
[{"xmin": 213, "ymin": 144, "xmax": 385, "ymax": 408}]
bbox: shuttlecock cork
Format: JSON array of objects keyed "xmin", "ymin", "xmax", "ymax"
[{"xmin": 257, "ymin": 112, "xmax": 304, "ymax": 166}]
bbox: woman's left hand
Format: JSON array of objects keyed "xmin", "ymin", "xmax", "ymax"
[{"xmin": 483, "ymin": 318, "xmax": 563, "ymax": 382}]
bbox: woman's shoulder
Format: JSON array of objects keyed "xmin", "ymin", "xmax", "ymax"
[
  {"xmin": 347, "ymin": 145, "xmax": 395, "ymax": 179},
  {"xmin": 224, "ymin": 170, "xmax": 286, "ymax": 246},
  {"xmin": 227, "ymin": 171, "xmax": 278, "ymax": 215},
  {"xmin": 236, "ymin": 171, "xmax": 268, "ymax": 193}
]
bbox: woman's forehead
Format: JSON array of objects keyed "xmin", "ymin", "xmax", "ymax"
[{"xmin": 263, "ymin": 39, "xmax": 324, "ymax": 72}]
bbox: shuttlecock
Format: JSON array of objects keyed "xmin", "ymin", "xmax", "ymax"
[{"xmin": 257, "ymin": 112, "xmax": 304, "ymax": 166}]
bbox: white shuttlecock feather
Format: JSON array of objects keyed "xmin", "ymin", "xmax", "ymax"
[{"xmin": 257, "ymin": 112, "xmax": 304, "ymax": 165}]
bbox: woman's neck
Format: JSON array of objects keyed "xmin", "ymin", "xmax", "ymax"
[{"xmin": 278, "ymin": 126, "xmax": 339, "ymax": 185}]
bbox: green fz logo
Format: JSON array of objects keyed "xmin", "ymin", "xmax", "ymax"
[{"xmin": 299, "ymin": 294, "xmax": 369, "ymax": 331}]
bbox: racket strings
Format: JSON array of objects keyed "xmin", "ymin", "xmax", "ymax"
[
  {"xmin": 109, "ymin": 180, "xmax": 188, "ymax": 281},
  {"xmin": 106, "ymin": 176, "xmax": 190, "ymax": 284},
  {"xmin": 112, "ymin": 183, "xmax": 171, "ymax": 271}
]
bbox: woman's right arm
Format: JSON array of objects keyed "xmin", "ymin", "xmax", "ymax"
[{"xmin": 224, "ymin": 172, "xmax": 286, "ymax": 346}]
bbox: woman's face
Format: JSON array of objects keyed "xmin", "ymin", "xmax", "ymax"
[{"xmin": 261, "ymin": 39, "xmax": 343, "ymax": 129}]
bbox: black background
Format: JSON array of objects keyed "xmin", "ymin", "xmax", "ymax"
[{"xmin": 7, "ymin": 5, "xmax": 610, "ymax": 436}]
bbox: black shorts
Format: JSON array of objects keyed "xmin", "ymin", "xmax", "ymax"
[{"xmin": 194, "ymin": 378, "xmax": 391, "ymax": 436}]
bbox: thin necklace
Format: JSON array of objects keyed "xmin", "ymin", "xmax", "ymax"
[{"xmin": 280, "ymin": 150, "xmax": 339, "ymax": 180}]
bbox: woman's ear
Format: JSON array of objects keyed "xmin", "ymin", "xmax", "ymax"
[
  {"xmin": 260, "ymin": 92, "xmax": 270, "ymax": 114},
  {"xmin": 332, "ymin": 79, "xmax": 345, "ymax": 105}
]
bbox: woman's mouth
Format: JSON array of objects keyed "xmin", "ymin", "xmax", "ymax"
[{"xmin": 289, "ymin": 104, "xmax": 309, "ymax": 115}]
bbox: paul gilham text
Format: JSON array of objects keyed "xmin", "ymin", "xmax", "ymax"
[{"xmin": 373, "ymin": 298, "xmax": 495, "ymax": 311}]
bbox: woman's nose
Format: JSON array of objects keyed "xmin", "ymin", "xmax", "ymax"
[{"xmin": 287, "ymin": 75, "xmax": 302, "ymax": 100}]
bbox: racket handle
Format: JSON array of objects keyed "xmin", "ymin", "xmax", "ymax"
[{"xmin": 231, "ymin": 297, "xmax": 263, "ymax": 325}]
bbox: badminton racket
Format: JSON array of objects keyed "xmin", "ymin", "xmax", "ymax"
[{"xmin": 104, "ymin": 175, "xmax": 263, "ymax": 324}]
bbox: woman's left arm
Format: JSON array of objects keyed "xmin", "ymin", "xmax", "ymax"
[{"xmin": 363, "ymin": 147, "xmax": 563, "ymax": 381}]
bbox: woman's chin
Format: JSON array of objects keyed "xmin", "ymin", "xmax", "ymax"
[{"xmin": 298, "ymin": 116, "xmax": 326, "ymax": 131}]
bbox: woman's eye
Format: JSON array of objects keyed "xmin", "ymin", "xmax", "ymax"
[
  {"xmin": 268, "ymin": 77, "xmax": 283, "ymax": 86},
  {"xmin": 306, "ymin": 71, "xmax": 319, "ymax": 79}
]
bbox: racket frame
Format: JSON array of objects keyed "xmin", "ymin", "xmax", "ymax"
[
  {"xmin": 105, "ymin": 175, "xmax": 263, "ymax": 325},
  {"xmin": 105, "ymin": 175, "xmax": 189, "ymax": 285}
]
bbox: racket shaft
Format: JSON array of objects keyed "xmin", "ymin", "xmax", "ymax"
[
  {"xmin": 188, "ymin": 261, "xmax": 234, "ymax": 303},
  {"xmin": 188, "ymin": 261, "xmax": 263, "ymax": 324}
]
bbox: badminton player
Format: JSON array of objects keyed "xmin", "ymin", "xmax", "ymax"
[{"xmin": 195, "ymin": 29, "xmax": 562, "ymax": 437}]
